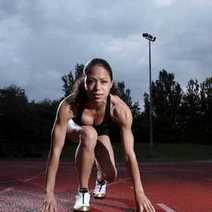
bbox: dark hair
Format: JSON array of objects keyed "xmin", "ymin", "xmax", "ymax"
[
  {"xmin": 67, "ymin": 76, "xmax": 87, "ymax": 108},
  {"xmin": 67, "ymin": 58, "xmax": 117, "ymax": 108},
  {"xmin": 84, "ymin": 58, "xmax": 113, "ymax": 81}
]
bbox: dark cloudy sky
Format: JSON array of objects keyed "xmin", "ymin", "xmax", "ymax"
[{"xmin": 1, "ymin": 0, "xmax": 212, "ymax": 109}]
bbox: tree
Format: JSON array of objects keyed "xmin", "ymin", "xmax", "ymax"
[
  {"xmin": 144, "ymin": 69, "xmax": 183, "ymax": 143},
  {"xmin": 201, "ymin": 77, "xmax": 212, "ymax": 111},
  {"xmin": 0, "ymin": 85, "xmax": 59, "ymax": 157},
  {"xmin": 200, "ymin": 77, "xmax": 212, "ymax": 143},
  {"xmin": 180, "ymin": 79, "xmax": 201, "ymax": 124},
  {"xmin": 62, "ymin": 64, "xmax": 84, "ymax": 97},
  {"xmin": 151, "ymin": 69, "xmax": 182, "ymax": 120},
  {"xmin": 0, "ymin": 85, "xmax": 28, "ymax": 156}
]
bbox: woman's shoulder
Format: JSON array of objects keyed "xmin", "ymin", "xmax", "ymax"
[
  {"xmin": 110, "ymin": 94, "xmax": 132, "ymax": 125},
  {"xmin": 63, "ymin": 94, "xmax": 75, "ymax": 105},
  {"xmin": 57, "ymin": 94, "xmax": 76, "ymax": 116},
  {"xmin": 110, "ymin": 94, "xmax": 128, "ymax": 109}
]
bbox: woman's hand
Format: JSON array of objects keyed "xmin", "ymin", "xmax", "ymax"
[
  {"xmin": 41, "ymin": 192, "xmax": 57, "ymax": 212},
  {"xmin": 136, "ymin": 192, "xmax": 155, "ymax": 212}
]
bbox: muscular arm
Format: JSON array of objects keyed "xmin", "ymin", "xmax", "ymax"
[
  {"xmin": 45, "ymin": 100, "xmax": 73, "ymax": 194},
  {"xmin": 113, "ymin": 96, "xmax": 155, "ymax": 211},
  {"xmin": 118, "ymin": 106, "xmax": 144, "ymax": 194}
]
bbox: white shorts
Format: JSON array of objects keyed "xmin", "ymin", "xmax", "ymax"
[{"xmin": 67, "ymin": 119, "xmax": 82, "ymax": 132}]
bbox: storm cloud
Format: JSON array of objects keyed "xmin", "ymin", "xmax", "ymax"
[{"xmin": 0, "ymin": 0, "xmax": 212, "ymax": 108}]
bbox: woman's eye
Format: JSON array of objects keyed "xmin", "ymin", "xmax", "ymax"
[{"xmin": 87, "ymin": 80, "xmax": 94, "ymax": 84}]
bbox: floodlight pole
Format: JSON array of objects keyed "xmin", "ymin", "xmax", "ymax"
[{"xmin": 142, "ymin": 33, "xmax": 156, "ymax": 151}]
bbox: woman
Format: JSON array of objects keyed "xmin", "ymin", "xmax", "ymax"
[{"xmin": 42, "ymin": 58, "xmax": 155, "ymax": 212}]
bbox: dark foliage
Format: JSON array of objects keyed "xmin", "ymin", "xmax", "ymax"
[
  {"xmin": 143, "ymin": 70, "xmax": 212, "ymax": 144},
  {"xmin": 0, "ymin": 66, "xmax": 211, "ymax": 158},
  {"xmin": 0, "ymin": 85, "xmax": 59, "ymax": 157}
]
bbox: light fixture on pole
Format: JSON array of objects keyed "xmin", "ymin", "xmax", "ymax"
[{"xmin": 142, "ymin": 33, "xmax": 156, "ymax": 151}]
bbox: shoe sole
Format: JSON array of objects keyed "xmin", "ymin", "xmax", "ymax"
[
  {"xmin": 73, "ymin": 206, "xmax": 90, "ymax": 211},
  {"xmin": 93, "ymin": 193, "xmax": 106, "ymax": 199}
]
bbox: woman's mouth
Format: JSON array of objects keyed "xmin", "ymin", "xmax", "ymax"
[{"xmin": 93, "ymin": 94, "xmax": 103, "ymax": 98}]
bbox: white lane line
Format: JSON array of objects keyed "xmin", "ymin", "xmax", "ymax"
[
  {"xmin": 22, "ymin": 172, "xmax": 43, "ymax": 183},
  {"xmin": 157, "ymin": 203, "xmax": 176, "ymax": 212},
  {"xmin": 0, "ymin": 188, "xmax": 69, "ymax": 203},
  {"xmin": 0, "ymin": 187, "xmax": 14, "ymax": 194},
  {"xmin": 13, "ymin": 190, "xmax": 70, "ymax": 202},
  {"xmin": 0, "ymin": 172, "xmax": 43, "ymax": 195}
]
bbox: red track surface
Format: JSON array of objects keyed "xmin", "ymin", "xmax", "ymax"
[{"xmin": 0, "ymin": 160, "xmax": 212, "ymax": 211}]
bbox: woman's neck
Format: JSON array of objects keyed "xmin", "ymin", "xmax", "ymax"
[{"xmin": 86, "ymin": 98, "xmax": 107, "ymax": 111}]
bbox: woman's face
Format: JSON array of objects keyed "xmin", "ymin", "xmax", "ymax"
[{"xmin": 85, "ymin": 65, "xmax": 113, "ymax": 104}]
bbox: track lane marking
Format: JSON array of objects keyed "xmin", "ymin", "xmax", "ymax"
[
  {"xmin": 0, "ymin": 187, "xmax": 14, "ymax": 194},
  {"xmin": 22, "ymin": 171, "xmax": 43, "ymax": 183},
  {"xmin": 0, "ymin": 171, "xmax": 43, "ymax": 195},
  {"xmin": 157, "ymin": 203, "xmax": 176, "ymax": 212}
]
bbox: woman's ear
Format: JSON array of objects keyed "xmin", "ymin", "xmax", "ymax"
[
  {"xmin": 84, "ymin": 76, "xmax": 87, "ymax": 90},
  {"xmin": 110, "ymin": 80, "xmax": 113, "ymax": 89}
]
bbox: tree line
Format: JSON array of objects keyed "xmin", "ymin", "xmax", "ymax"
[{"xmin": 0, "ymin": 64, "xmax": 211, "ymax": 157}]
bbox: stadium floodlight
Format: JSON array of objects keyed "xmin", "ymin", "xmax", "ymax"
[
  {"xmin": 142, "ymin": 33, "xmax": 156, "ymax": 42},
  {"xmin": 142, "ymin": 33, "xmax": 156, "ymax": 151}
]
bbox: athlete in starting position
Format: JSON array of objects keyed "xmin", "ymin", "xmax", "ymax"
[{"xmin": 41, "ymin": 58, "xmax": 155, "ymax": 212}]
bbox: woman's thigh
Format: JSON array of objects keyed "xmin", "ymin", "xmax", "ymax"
[
  {"xmin": 95, "ymin": 135, "xmax": 117, "ymax": 178},
  {"xmin": 66, "ymin": 125, "xmax": 98, "ymax": 144},
  {"xmin": 66, "ymin": 129, "xmax": 81, "ymax": 143}
]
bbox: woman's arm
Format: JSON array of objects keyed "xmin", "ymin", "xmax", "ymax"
[
  {"xmin": 42, "ymin": 100, "xmax": 73, "ymax": 212},
  {"xmin": 120, "ymin": 125, "xmax": 155, "ymax": 212},
  {"xmin": 45, "ymin": 101, "xmax": 73, "ymax": 193},
  {"xmin": 114, "ymin": 98, "xmax": 155, "ymax": 212},
  {"xmin": 120, "ymin": 124, "xmax": 144, "ymax": 193},
  {"xmin": 45, "ymin": 123, "xmax": 67, "ymax": 193}
]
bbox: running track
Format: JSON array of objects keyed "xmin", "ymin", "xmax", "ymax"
[{"xmin": 0, "ymin": 160, "xmax": 212, "ymax": 211}]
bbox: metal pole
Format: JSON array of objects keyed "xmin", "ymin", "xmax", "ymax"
[
  {"xmin": 149, "ymin": 40, "xmax": 153, "ymax": 150},
  {"xmin": 142, "ymin": 33, "xmax": 156, "ymax": 152}
]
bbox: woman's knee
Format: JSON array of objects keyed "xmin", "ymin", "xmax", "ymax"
[{"xmin": 80, "ymin": 126, "xmax": 98, "ymax": 150}]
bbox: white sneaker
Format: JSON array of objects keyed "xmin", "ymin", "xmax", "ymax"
[
  {"xmin": 93, "ymin": 180, "xmax": 107, "ymax": 199},
  {"xmin": 73, "ymin": 191, "xmax": 90, "ymax": 211}
]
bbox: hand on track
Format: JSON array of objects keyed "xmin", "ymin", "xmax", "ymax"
[
  {"xmin": 41, "ymin": 192, "xmax": 58, "ymax": 212},
  {"xmin": 136, "ymin": 192, "xmax": 155, "ymax": 212}
]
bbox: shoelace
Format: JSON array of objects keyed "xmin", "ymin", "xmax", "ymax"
[
  {"xmin": 82, "ymin": 193, "xmax": 84, "ymax": 204},
  {"xmin": 79, "ymin": 188, "xmax": 88, "ymax": 204},
  {"xmin": 99, "ymin": 184, "xmax": 103, "ymax": 192},
  {"xmin": 97, "ymin": 181, "xmax": 105, "ymax": 192}
]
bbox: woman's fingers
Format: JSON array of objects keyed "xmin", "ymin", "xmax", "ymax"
[
  {"xmin": 143, "ymin": 200, "xmax": 155, "ymax": 212},
  {"xmin": 136, "ymin": 196, "xmax": 155, "ymax": 212},
  {"xmin": 49, "ymin": 204, "xmax": 54, "ymax": 212},
  {"xmin": 41, "ymin": 201, "xmax": 50, "ymax": 212}
]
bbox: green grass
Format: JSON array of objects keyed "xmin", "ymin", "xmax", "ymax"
[
  {"xmin": 61, "ymin": 142, "xmax": 212, "ymax": 162},
  {"xmin": 133, "ymin": 143, "xmax": 212, "ymax": 162}
]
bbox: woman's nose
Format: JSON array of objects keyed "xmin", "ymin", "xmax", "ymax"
[{"xmin": 95, "ymin": 81, "xmax": 101, "ymax": 90}]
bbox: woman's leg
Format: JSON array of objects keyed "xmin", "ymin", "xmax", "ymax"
[
  {"xmin": 67, "ymin": 125, "xmax": 98, "ymax": 190},
  {"xmin": 95, "ymin": 135, "xmax": 117, "ymax": 183},
  {"xmin": 73, "ymin": 126, "xmax": 98, "ymax": 190},
  {"xmin": 66, "ymin": 125, "xmax": 98, "ymax": 211}
]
